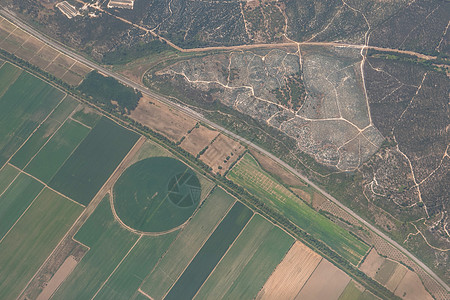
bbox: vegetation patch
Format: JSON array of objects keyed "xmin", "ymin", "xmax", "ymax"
[
  {"xmin": 10, "ymin": 96, "xmax": 79, "ymax": 169},
  {"xmin": 113, "ymin": 157, "xmax": 202, "ymax": 232},
  {"xmin": 0, "ymin": 188, "xmax": 82, "ymax": 300},
  {"xmin": 227, "ymin": 153, "xmax": 369, "ymax": 265},
  {"xmin": 78, "ymin": 71, "xmax": 142, "ymax": 113},
  {"xmin": 164, "ymin": 202, "xmax": 253, "ymax": 300},
  {"xmin": 49, "ymin": 117, "xmax": 139, "ymax": 206}
]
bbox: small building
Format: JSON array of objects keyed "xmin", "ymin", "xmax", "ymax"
[
  {"xmin": 107, "ymin": 0, "xmax": 134, "ymax": 9},
  {"xmin": 55, "ymin": 1, "xmax": 79, "ymax": 19}
]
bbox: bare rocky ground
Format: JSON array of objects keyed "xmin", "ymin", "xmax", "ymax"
[{"xmin": 157, "ymin": 45, "xmax": 384, "ymax": 172}]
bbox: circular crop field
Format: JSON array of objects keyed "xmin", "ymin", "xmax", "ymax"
[{"xmin": 113, "ymin": 157, "xmax": 201, "ymax": 232}]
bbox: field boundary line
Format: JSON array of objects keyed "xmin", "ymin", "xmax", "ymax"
[
  {"xmin": 0, "ymin": 186, "xmax": 45, "ymax": 245},
  {"xmin": 16, "ymin": 198, "xmax": 87, "ymax": 300},
  {"xmin": 159, "ymin": 198, "xmax": 238, "ymax": 300},
  {"xmin": 43, "ymin": 52, "xmax": 60, "ymax": 71},
  {"xmin": 22, "ymin": 98, "xmax": 78, "ymax": 170},
  {"xmin": 91, "ymin": 235, "xmax": 142, "ymax": 300},
  {"xmin": 8, "ymin": 163, "xmax": 85, "ymax": 208},
  {"xmin": 138, "ymin": 288, "xmax": 154, "ymax": 300},
  {"xmin": 293, "ymin": 256, "xmax": 324, "ymax": 299},
  {"xmin": 69, "ymin": 116, "xmax": 93, "ymax": 129},
  {"xmin": 0, "ymin": 169, "xmax": 21, "ymax": 199},
  {"xmin": 0, "ymin": 61, "xmax": 23, "ymax": 100},
  {"xmin": 1, "ymin": 24, "xmax": 18, "ymax": 43},
  {"xmin": 60, "ymin": 59, "xmax": 77, "ymax": 78},
  {"xmin": 71, "ymin": 236, "xmax": 91, "ymax": 251},
  {"xmin": 192, "ymin": 213, "xmax": 255, "ymax": 299},
  {"xmin": 2, "ymin": 92, "xmax": 68, "ymax": 170},
  {"xmin": 0, "ymin": 60, "xmax": 5, "ymax": 68}
]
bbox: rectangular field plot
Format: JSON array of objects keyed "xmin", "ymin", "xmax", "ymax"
[
  {"xmin": 71, "ymin": 105, "xmax": 101, "ymax": 128},
  {"xmin": 141, "ymin": 187, "xmax": 236, "ymax": 299},
  {"xmin": 0, "ymin": 188, "xmax": 83, "ymax": 300},
  {"xmin": 256, "ymin": 241, "xmax": 322, "ymax": 300},
  {"xmin": 10, "ymin": 96, "xmax": 79, "ymax": 168},
  {"xmin": 25, "ymin": 119, "xmax": 91, "ymax": 183},
  {"xmin": 94, "ymin": 232, "xmax": 179, "ymax": 300},
  {"xmin": 164, "ymin": 201, "xmax": 253, "ymax": 300},
  {"xmin": 0, "ymin": 67, "xmax": 65, "ymax": 167},
  {"xmin": 0, "ymin": 163, "xmax": 19, "ymax": 195},
  {"xmin": 228, "ymin": 154, "xmax": 369, "ymax": 265},
  {"xmin": 49, "ymin": 117, "xmax": 139, "ymax": 205},
  {"xmin": 0, "ymin": 62, "xmax": 22, "ymax": 96},
  {"xmin": 0, "ymin": 173, "xmax": 43, "ymax": 239},
  {"xmin": 53, "ymin": 196, "xmax": 139, "ymax": 300},
  {"xmin": 195, "ymin": 215, "xmax": 294, "ymax": 300},
  {"xmin": 295, "ymin": 259, "xmax": 351, "ymax": 300}
]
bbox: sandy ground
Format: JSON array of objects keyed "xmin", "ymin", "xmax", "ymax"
[
  {"xmin": 36, "ymin": 256, "xmax": 78, "ymax": 300},
  {"xmin": 130, "ymin": 95, "xmax": 197, "ymax": 142},
  {"xmin": 360, "ymin": 248, "xmax": 385, "ymax": 278},
  {"xmin": 200, "ymin": 134, "xmax": 245, "ymax": 175},
  {"xmin": 395, "ymin": 270, "xmax": 433, "ymax": 300},
  {"xmin": 180, "ymin": 125, "xmax": 218, "ymax": 157},
  {"xmin": 256, "ymin": 242, "xmax": 322, "ymax": 300},
  {"xmin": 295, "ymin": 259, "xmax": 351, "ymax": 300},
  {"xmin": 251, "ymin": 150, "xmax": 306, "ymax": 187}
]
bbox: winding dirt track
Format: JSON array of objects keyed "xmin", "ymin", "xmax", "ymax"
[{"xmin": 1, "ymin": 8, "xmax": 448, "ymax": 293}]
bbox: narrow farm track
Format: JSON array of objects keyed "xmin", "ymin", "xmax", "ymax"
[{"xmin": 1, "ymin": 9, "xmax": 448, "ymax": 293}]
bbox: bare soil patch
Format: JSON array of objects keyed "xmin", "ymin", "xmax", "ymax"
[
  {"xmin": 295, "ymin": 259, "xmax": 350, "ymax": 300},
  {"xmin": 62, "ymin": 71, "xmax": 84, "ymax": 86},
  {"xmin": 180, "ymin": 125, "xmax": 218, "ymax": 156},
  {"xmin": 359, "ymin": 248, "xmax": 385, "ymax": 278},
  {"xmin": 251, "ymin": 149, "xmax": 306, "ymax": 187},
  {"xmin": 311, "ymin": 191, "xmax": 327, "ymax": 209},
  {"xmin": 46, "ymin": 62, "xmax": 69, "ymax": 79},
  {"xmin": 394, "ymin": 270, "xmax": 433, "ymax": 300},
  {"xmin": 69, "ymin": 61, "xmax": 92, "ymax": 77},
  {"xmin": 256, "ymin": 242, "xmax": 322, "ymax": 300},
  {"xmin": 36, "ymin": 256, "xmax": 78, "ymax": 300},
  {"xmin": 200, "ymin": 134, "xmax": 245, "ymax": 175},
  {"xmin": 22, "ymin": 36, "xmax": 45, "ymax": 53},
  {"xmin": 130, "ymin": 95, "xmax": 197, "ymax": 142}
]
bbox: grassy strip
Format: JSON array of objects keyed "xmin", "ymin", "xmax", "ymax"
[
  {"xmin": 0, "ymin": 164, "xmax": 20, "ymax": 195},
  {"xmin": 0, "ymin": 188, "xmax": 83, "ymax": 299}
]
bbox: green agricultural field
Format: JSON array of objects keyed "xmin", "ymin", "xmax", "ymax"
[
  {"xmin": 114, "ymin": 157, "xmax": 202, "ymax": 232},
  {"xmin": 94, "ymin": 232, "xmax": 179, "ymax": 300},
  {"xmin": 165, "ymin": 202, "xmax": 253, "ymax": 300},
  {"xmin": 0, "ymin": 66, "xmax": 65, "ymax": 167},
  {"xmin": 141, "ymin": 187, "xmax": 235, "ymax": 299},
  {"xmin": 25, "ymin": 119, "xmax": 91, "ymax": 183},
  {"xmin": 0, "ymin": 173, "xmax": 43, "ymax": 239},
  {"xmin": 228, "ymin": 154, "xmax": 369, "ymax": 265},
  {"xmin": 49, "ymin": 117, "xmax": 139, "ymax": 205},
  {"xmin": 195, "ymin": 215, "xmax": 291, "ymax": 299},
  {"xmin": 0, "ymin": 188, "xmax": 83, "ymax": 300},
  {"xmin": 0, "ymin": 62, "xmax": 22, "ymax": 96},
  {"xmin": 221, "ymin": 223, "xmax": 293, "ymax": 299},
  {"xmin": 10, "ymin": 96, "xmax": 79, "ymax": 169},
  {"xmin": 71, "ymin": 106, "xmax": 101, "ymax": 128},
  {"xmin": 339, "ymin": 281, "xmax": 364, "ymax": 300},
  {"xmin": 0, "ymin": 164, "xmax": 19, "ymax": 194},
  {"xmin": 53, "ymin": 196, "xmax": 139, "ymax": 300}
]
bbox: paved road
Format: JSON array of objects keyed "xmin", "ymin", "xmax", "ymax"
[{"xmin": 2, "ymin": 8, "xmax": 448, "ymax": 292}]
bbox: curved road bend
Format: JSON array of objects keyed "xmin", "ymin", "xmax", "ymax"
[{"xmin": 2, "ymin": 9, "xmax": 448, "ymax": 292}]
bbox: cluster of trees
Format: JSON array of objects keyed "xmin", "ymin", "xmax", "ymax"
[{"xmin": 78, "ymin": 71, "xmax": 142, "ymax": 113}]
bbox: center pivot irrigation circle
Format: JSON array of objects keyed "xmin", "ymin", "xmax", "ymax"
[{"xmin": 113, "ymin": 157, "xmax": 201, "ymax": 233}]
